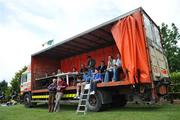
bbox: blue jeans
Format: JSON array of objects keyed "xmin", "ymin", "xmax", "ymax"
[
  {"xmin": 101, "ymin": 73, "xmax": 105, "ymax": 81},
  {"xmin": 113, "ymin": 68, "xmax": 119, "ymax": 81},
  {"xmin": 104, "ymin": 71, "xmax": 113, "ymax": 82}
]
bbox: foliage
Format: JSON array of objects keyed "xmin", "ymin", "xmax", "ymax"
[
  {"xmin": 160, "ymin": 23, "xmax": 180, "ymax": 72},
  {"xmin": 0, "ymin": 80, "xmax": 12, "ymax": 101},
  {"xmin": 170, "ymin": 72, "xmax": 180, "ymax": 92},
  {"xmin": 5, "ymin": 86, "xmax": 12, "ymax": 100},
  {"xmin": 0, "ymin": 80, "xmax": 8, "ymax": 92},
  {"xmin": 10, "ymin": 66, "xmax": 27, "ymax": 93}
]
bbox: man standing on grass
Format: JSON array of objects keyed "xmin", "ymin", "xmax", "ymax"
[
  {"xmin": 54, "ymin": 77, "xmax": 67, "ymax": 112},
  {"xmin": 48, "ymin": 78, "xmax": 57, "ymax": 112}
]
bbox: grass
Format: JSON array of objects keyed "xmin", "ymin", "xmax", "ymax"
[{"xmin": 0, "ymin": 103, "xmax": 180, "ymax": 120}]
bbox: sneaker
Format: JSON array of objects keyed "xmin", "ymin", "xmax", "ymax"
[
  {"xmin": 90, "ymin": 91, "xmax": 95, "ymax": 95},
  {"xmin": 74, "ymin": 96, "xmax": 80, "ymax": 99}
]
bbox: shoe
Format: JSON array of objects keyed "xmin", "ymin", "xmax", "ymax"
[
  {"xmin": 74, "ymin": 96, "xmax": 78, "ymax": 99},
  {"xmin": 90, "ymin": 91, "xmax": 95, "ymax": 95},
  {"xmin": 74, "ymin": 96, "xmax": 80, "ymax": 99}
]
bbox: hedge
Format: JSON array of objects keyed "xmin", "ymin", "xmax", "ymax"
[{"xmin": 170, "ymin": 72, "xmax": 180, "ymax": 92}]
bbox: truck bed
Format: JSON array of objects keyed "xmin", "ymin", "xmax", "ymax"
[{"xmin": 32, "ymin": 80, "xmax": 131, "ymax": 93}]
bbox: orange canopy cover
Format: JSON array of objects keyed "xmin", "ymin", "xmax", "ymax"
[{"xmin": 111, "ymin": 11, "xmax": 151, "ymax": 84}]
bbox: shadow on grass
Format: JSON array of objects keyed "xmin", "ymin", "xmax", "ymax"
[
  {"xmin": 33, "ymin": 103, "xmax": 77, "ymax": 111},
  {"xmin": 32, "ymin": 103, "xmax": 163, "ymax": 113},
  {"xmin": 102, "ymin": 104, "xmax": 163, "ymax": 112}
]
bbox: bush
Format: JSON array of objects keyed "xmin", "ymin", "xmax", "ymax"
[{"xmin": 170, "ymin": 72, "xmax": 180, "ymax": 92}]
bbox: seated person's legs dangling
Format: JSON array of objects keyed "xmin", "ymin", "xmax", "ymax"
[
  {"xmin": 104, "ymin": 71, "xmax": 109, "ymax": 82},
  {"xmin": 112, "ymin": 67, "xmax": 119, "ymax": 82}
]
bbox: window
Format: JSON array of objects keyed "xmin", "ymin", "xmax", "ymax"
[
  {"xmin": 143, "ymin": 14, "xmax": 153, "ymax": 41},
  {"xmin": 21, "ymin": 74, "xmax": 27, "ymax": 83},
  {"xmin": 27, "ymin": 73, "xmax": 31, "ymax": 82},
  {"xmin": 153, "ymin": 25, "xmax": 162, "ymax": 48}
]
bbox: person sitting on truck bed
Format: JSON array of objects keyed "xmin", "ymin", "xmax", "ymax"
[
  {"xmin": 75, "ymin": 64, "xmax": 88, "ymax": 96},
  {"xmin": 75, "ymin": 69, "xmax": 91, "ymax": 99},
  {"xmin": 79, "ymin": 64, "xmax": 88, "ymax": 74},
  {"xmin": 112, "ymin": 53, "xmax": 122, "ymax": 82},
  {"xmin": 76, "ymin": 64, "xmax": 87, "ymax": 82},
  {"xmin": 87, "ymin": 56, "xmax": 96, "ymax": 70},
  {"xmin": 54, "ymin": 78, "xmax": 67, "ymax": 112},
  {"xmin": 72, "ymin": 67, "xmax": 78, "ymax": 73},
  {"xmin": 57, "ymin": 69, "xmax": 62, "ymax": 74},
  {"xmin": 90, "ymin": 68, "xmax": 102, "ymax": 94},
  {"xmin": 104, "ymin": 56, "xmax": 115, "ymax": 82},
  {"xmin": 71, "ymin": 67, "xmax": 78, "ymax": 85},
  {"xmin": 48, "ymin": 78, "xmax": 57, "ymax": 112},
  {"xmin": 98, "ymin": 60, "xmax": 107, "ymax": 80}
]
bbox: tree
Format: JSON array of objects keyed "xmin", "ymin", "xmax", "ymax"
[
  {"xmin": 0, "ymin": 80, "xmax": 8, "ymax": 92},
  {"xmin": 10, "ymin": 66, "xmax": 27, "ymax": 93},
  {"xmin": 160, "ymin": 23, "xmax": 180, "ymax": 72}
]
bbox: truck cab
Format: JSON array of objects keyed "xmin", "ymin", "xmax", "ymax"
[
  {"xmin": 20, "ymin": 69, "xmax": 32, "ymax": 106},
  {"xmin": 20, "ymin": 71, "xmax": 31, "ymax": 93}
]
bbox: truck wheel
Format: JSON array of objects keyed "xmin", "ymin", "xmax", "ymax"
[
  {"xmin": 87, "ymin": 92, "xmax": 102, "ymax": 112},
  {"xmin": 24, "ymin": 94, "xmax": 32, "ymax": 108}
]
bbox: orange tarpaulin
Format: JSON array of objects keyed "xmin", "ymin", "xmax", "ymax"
[{"xmin": 111, "ymin": 11, "xmax": 151, "ymax": 84}]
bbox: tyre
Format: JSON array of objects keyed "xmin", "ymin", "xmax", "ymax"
[
  {"xmin": 24, "ymin": 94, "xmax": 32, "ymax": 108},
  {"xmin": 87, "ymin": 91, "xmax": 102, "ymax": 112}
]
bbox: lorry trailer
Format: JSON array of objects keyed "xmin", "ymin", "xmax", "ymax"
[{"xmin": 20, "ymin": 7, "xmax": 170, "ymax": 111}]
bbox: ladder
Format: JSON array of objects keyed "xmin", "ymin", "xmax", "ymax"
[{"xmin": 76, "ymin": 83, "xmax": 91, "ymax": 115}]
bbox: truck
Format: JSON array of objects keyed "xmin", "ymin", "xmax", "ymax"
[{"xmin": 20, "ymin": 7, "xmax": 170, "ymax": 111}]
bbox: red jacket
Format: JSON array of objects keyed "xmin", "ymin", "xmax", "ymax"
[{"xmin": 56, "ymin": 80, "xmax": 68, "ymax": 92}]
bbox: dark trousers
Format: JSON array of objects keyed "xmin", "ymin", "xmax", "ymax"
[
  {"xmin": 90, "ymin": 81, "xmax": 100, "ymax": 92},
  {"xmin": 48, "ymin": 92, "xmax": 55, "ymax": 112}
]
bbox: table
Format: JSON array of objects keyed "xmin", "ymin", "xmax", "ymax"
[{"xmin": 56, "ymin": 72, "xmax": 78, "ymax": 85}]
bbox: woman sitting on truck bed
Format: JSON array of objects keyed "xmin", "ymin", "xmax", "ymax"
[
  {"xmin": 104, "ymin": 53, "xmax": 122, "ymax": 82},
  {"xmin": 104, "ymin": 56, "xmax": 114, "ymax": 82},
  {"xmin": 112, "ymin": 53, "xmax": 122, "ymax": 81}
]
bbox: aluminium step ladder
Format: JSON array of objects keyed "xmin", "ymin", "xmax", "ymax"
[{"xmin": 76, "ymin": 83, "xmax": 91, "ymax": 115}]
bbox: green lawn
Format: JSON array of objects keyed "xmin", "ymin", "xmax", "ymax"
[{"xmin": 0, "ymin": 103, "xmax": 180, "ymax": 120}]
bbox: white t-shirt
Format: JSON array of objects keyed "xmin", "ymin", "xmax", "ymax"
[{"xmin": 114, "ymin": 58, "xmax": 121, "ymax": 67}]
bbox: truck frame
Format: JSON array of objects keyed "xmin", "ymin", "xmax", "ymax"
[{"xmin": 20, "ymin": 7, "xmax": 170, "ymax": 111}]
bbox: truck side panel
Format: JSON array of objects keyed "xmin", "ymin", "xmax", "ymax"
[
  {"xmin": 60, "ymin": 45, "xmax": 119, "ymax": 72},
  {"xmin": 143, "ymin": 13, "xmax": 169, "ymax": 81},
  {"xmin": 31, "ymin": 56, "xmax": 59, "ymax": 90}
]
